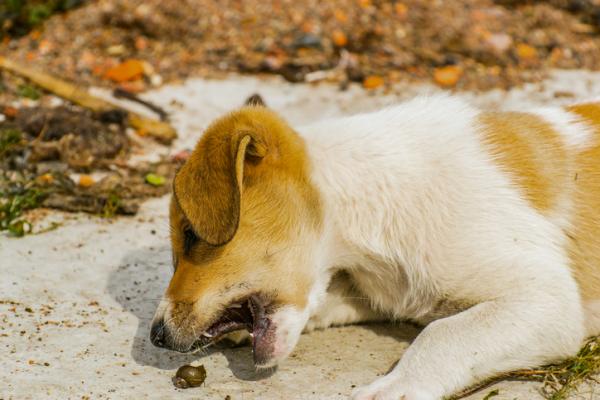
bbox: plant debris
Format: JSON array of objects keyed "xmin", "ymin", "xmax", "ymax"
[
  {"xmin": 4, "ymin": 1, "xmax": 600, "ymax": 90},
  {"xmin": 144, "ymin": 173, "xmax": 165, "ymax": 187},
  {"xmin": 0, "ymin": 98, "xmax": 178, "ymax": 236},
  {"xmin": 0, "ymin": 0, "xmax": 87, "ymax": 38},
  {"xmin": 8, "ymin": 105, "xmax": 128, "ymax": 169},
  {"xmin": 0, "ymin": 174, "xmax": 45, "ymax": 237},
  {"xmin": 449, "ymin": 336, "xmax": 600, "ymax": 400}
]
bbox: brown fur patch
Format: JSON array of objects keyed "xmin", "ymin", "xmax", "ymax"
[
  {"xmin": 478, "ymin": 112, "xmax": 568, "ymax": 213},
  {"xmin": 480, "ymin": 105, "xmax": 600, "ymax": 300},
  {"xmin": 564, "ymin": 103, "xmax": 600, "ymax": 300}
]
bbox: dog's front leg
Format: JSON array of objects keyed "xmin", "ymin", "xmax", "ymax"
[
  {"xmin": 351, "ymin": 294, "xmax": 584, "ymax": 400},
  {"xmin": 305, "ymin": 272, "xmax": 385, "ymax": 332}
]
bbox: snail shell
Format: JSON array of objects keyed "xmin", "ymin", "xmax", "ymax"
[{"xmin": 173, "ymin": 365, "xmax": 206, "ymax": 388}]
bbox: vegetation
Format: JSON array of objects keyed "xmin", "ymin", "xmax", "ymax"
[
  {"xmin": 0, "ymin": 0, "xmax": 85, "ymax": 37},
  {"xmin": 451, "ymin": 336, "xmax": 600, "ymax": 400},
  {"xmin": 0, "ymin": 128, "xmax": 25, "ymax": 156},
  {"xmin": 17, "ymin": 83, "xmax": 41, "ymax": 100},
  {"xmin": 101, "ymin": 192, "xmax": 121, "ymax": 218},
  {"xmin": 0, "ymin": 181, "xmax": 46, "ymax": 237}
]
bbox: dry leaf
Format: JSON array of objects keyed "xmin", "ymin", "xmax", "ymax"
[
  {"xmin": 332, "ymin": 30, "xmax": 348, "ymax": 47},
  {"xmin": 104, "ymin": 59, "xmax": 145, "ymax": 82},
  {"xmin": 433, "ymin": 65, "xmax": 462, "ymax": 87},
  {"xmin": 363, "ymin": 75, "xmax": 384, "ymax": 89}
]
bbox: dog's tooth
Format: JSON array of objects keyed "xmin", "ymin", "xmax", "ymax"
[
  {"xmin": 202, "ymin": 332, "xmax": 213, "ymax": 338},
  {"xmin": 228, "ymin": 303, "xmax": 242, "ymax": 308}
]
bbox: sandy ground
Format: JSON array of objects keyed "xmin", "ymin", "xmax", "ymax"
[{"xmin": 3, "ymin": 71, "xmax": 600, "ymax": 400}]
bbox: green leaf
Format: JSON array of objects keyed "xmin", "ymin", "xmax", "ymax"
[
  {"xmin": 145, "ymin": 173, "xmax": 166, "ymax": 187},
  {"xmin": 17, "ymin": 84, "xmax": 41, "ymax": 100},
  {"xmin": 482, "ymin": 390, "xmax": 499, "ymax": 400}
]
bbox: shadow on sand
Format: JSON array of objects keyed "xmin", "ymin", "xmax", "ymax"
[
  {"xmin": 106, "ymin": 245, "xmax": 275, "ymax": 380},
  {"xmin": 107, "ymin": 245, "xmax": 421, "ymax": 380}
]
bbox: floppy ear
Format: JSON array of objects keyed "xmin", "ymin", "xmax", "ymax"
[{"xmin": 174, "ymin": 131, "xmax": 267, "ymax": 246}]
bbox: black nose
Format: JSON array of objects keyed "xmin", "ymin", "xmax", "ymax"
[{"xmin": 150, "ymin": 319, "xmax": 167, "ymax": 348}]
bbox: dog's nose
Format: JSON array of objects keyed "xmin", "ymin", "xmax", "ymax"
[{"xmin": 150, "ymin": 318, "xmax": 168, "ymax": 348}]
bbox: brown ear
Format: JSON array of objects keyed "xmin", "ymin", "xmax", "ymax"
[{"xmin": 174, "ymin": 132, "xmax": 266, "ymax": 246}]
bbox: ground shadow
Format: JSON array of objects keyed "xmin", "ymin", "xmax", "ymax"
[
  {"xmin": 107, "ymin": 245, "xmax": 423, "ymax": 380},
  {"xmin": 106, "ymin": 245, "xmax": 277, "ymax": 380},
  {"xmin": 359, "ymin": 322, "xmax": 422, "ymax": 373},
  {"xmin": 361, "ymin": 320, "xmax": 422, "ymax": 348}
]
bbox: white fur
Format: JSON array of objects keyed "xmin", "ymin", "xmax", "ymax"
[
  {"xmin": 532, "ymin": 106, "xmax": 594, "ymax": 150},
  {"xmin": 292, "ymin": 95, "xmax": 588, "ymax": 399}
]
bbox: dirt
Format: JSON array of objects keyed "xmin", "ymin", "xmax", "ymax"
[
  {"xmin": 4, "ymin": 72, "xmax": 600, "ymax": 399},
  {"xmin": 8, "ymin": 105, "xmax": 128, "ymax": 169},
  {"xmin": 0, "ymin": 96, "xmax": 179, "ymax": 235},
  {"xmin": 3, "ymin": 1, "xmax": 600, "ymax": 91}
]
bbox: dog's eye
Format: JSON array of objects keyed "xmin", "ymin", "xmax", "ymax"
[{"xmin": 183, "ymin": 227, "xmax": 198, "ymax": 254}]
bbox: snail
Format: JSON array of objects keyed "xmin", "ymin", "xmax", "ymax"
[{"xmin": 173, "ymin": 364, "xmax": 206, "ymax": 389}]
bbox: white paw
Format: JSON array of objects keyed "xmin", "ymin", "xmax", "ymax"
[{"xmin": 350, "ymin": 376, "xmax": 437, "ymax": 400}]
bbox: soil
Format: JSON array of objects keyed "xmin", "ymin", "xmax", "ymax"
[
  {"xmin": 3, "ymin": 1, "xmax": 600, "ymax": 91},
  {"xmin": 10, "ymin": 105, "xmax": 128, "ymax": 169},
  {"xmin": 4, "ymin": 72, "xmax": 600, "ymax": 399},
  {"xmin": 0, "ymin": 99, "xmax": 179, "ymax": 234}
]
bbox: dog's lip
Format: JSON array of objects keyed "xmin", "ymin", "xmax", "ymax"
[{"xmin": 191, "ymin": 294, "xmax": 268, "ymax": 350}]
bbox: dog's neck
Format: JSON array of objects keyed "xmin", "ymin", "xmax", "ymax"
[{"xmin": 297, "ymin": 98, "xmax": 482, "ymax": 316}]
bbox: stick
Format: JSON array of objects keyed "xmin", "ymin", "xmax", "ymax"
[
  {"xmin": 0, "ymin": 57, "xmax": 177, "ymax": 144},
  {"xmin": 448, "ymin": 369, "xmax": 548, "ymax": 399},
  {"xmin": 113, "ymin": 87, "xmax": 169, "ymax": 121}
]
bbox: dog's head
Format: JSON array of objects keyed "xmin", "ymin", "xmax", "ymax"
[{"xmin": 150, "ymin": 107, "xmax": 326, "ymax": 367}]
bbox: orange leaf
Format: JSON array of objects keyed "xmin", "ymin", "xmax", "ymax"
[
  {"xmin": 104, "ymin": 59, "xmax": 145, "ymax": 82},
  {"xmin": 433, "ymin": 65, "xmax": 462, "ymax": 87},
  {"xmin": 332, "ymin": 30, "xmax": 348, "ymax": 47},
  {"xmin": 363, "ymin": 75, "xmax": 384, "ymax": 89},
  {"xmin": 78, "ymin": 175, "xmax": 95, "ymax": 188},
  {"xmin": 37, "ymin": 173, "xmax": 54, "ymax": 185},
  {"xmin": 516, "ymin": 44, "xmax": 537, "ymax": 60}
]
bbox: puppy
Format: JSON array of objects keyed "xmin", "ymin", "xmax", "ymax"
[{"xmin": 151, "ymin": 95, "xmax": 600, "ymax": 399}]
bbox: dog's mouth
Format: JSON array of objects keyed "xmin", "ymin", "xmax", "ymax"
[{"xmin": 193, "ymin": 294, "xmax": 275, "ymax": 364}]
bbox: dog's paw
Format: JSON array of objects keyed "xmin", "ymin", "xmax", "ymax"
[{"xmin": 350, "ymin": 376, "xmax": 437, "ymax": 400}]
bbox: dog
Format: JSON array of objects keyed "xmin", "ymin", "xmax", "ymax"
[{"xmin": 151, "ymin": 95, "xmax": 600, "ymax": 399}]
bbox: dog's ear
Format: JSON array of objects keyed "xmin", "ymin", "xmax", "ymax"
[
  {"xmin": 174, "ymin": 131, "xmax": 267, "ymax": 246},
  {"xmin": 244, "ymin": 94, "xmax": 266, "ymax": 107}
]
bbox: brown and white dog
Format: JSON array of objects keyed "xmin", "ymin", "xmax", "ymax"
[{"xmin": 151, "ymin": 95, "xmax": 600, "ymax": 399}]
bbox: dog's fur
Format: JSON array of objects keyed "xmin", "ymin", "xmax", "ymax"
[{"xmin": 152, "ymin": 95, "xmax": 600, "ymax": 399}]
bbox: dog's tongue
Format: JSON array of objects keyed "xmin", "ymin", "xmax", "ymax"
[{"xmin": 252, "ymin": 315, "xmax": 275, "ymax": 365}]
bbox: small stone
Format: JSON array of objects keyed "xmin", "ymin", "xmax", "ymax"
[
  {"xmin": 486, "ymin": 33, "xmax": 512, "ymax": 53},
  {"xmin": 107, "ymin": 44, "xmax": 126, "ymax": 56}
]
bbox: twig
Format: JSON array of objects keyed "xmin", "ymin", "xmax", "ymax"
[
  {"xmin": 113, "ymin": 87, "xmax": 169, "ymax": 121},
  {"xmin": 0, "ymin": 57, "xmax": 176, "ymax": 144},
  {"xmin": 448, "ymin": 369, "xmax": 547, "ymax": 400}
]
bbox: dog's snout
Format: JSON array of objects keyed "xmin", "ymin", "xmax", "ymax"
[{"xmin": 150, "ymin": 318, "xmax": 168, "ymax": 348}]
